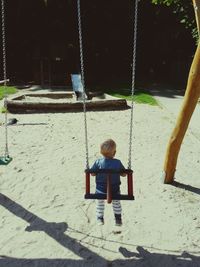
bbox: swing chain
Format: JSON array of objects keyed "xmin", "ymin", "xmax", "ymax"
[
  {"xmin": 77, "ymin": 0, "xmax": 89, "ymax": 169},
  {"xmin": 1, "ymin": 0, "xmax": 9, "ymax": 158},
  {"xmin": 77, "ymin": 0, "xmax": 139, "ymax": 170},
  {"xmin": 128, "ymin": 0, "xmax": 139, "ymax": 169}
]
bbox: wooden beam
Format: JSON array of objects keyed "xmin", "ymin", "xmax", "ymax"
[
  {"xmin": 163, "ymin": 38, "xmax": 200, "ymax": 184},
  {"xmin": 0, "ymin": 79, "xmax": 9, "ymax": 84},
  {"xmin": 7, "ymin": 99, "xmax": 129, "ymax": 113},
  {"xmin": 192, "ymin": 0, "xmax": 200, "ymax": 35}
]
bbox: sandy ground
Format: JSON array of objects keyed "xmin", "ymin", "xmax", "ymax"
[{"xmin": 0, "ymin": 90, "xmax": 200, "ymax": 267}]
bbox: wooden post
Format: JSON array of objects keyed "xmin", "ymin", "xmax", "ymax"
[
  {"xmin": 163, "ymin": 2, "xmax": 200, "ymax": 183},
  {"xmin": 192, "ymin": 0, "xmax": 200, "ymax": 35},
  {"xmin": 127, "ymin": 172, "xmax": 133, "ymax": 196},
  {"xmin": 85, "ymin": 172, "xmax": 90, "ymax": 194}
]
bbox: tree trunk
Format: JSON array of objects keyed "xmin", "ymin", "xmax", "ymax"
[
  {"xmin": 192, "ymin": 0, "xmax": 200, "ymax": 35},
  {"xmin": 163, "ymin": 0, "xmax": 200, "ymax": 184}
]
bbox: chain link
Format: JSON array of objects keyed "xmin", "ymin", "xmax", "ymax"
[
  {"xmin": 1, "ymin": 0, "xmax": 9, "ymax": 158},
  {"xmin": 128, "ymin": 0, "xmax": 139, "ymax": 169},
  {"xmin": 77, "ymin": 0, "xmax": 89, "ymax": 169}
]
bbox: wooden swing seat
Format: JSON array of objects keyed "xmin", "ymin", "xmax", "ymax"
[
  {"xmin": 85, "ymin": 193, "xmax": 134, "ymax": 200},
  {"xmin": 84, "ymin": 169, "xmax": 134, "ymax": 203}
]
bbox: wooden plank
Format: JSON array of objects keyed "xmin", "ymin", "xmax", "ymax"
[
  {"xmin": 0, "ymin": 79, "xmax": 9, "ymax": 84},
  {"xmin": 7, "ymin": 99, "xmax": 129, "ymax": 113},
  {"xmin": 85, "ymin": 169, "xmax": 133, "ymax": 174},
  {"xmin": 85, "ymin": 193, "xmax": 134, "ymax": 200}
]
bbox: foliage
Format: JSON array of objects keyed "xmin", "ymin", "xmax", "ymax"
[
  {"xmin": 107, "ymin": 89, "xmax": 159, "ymax": 106},
  {"xmin": 0, "ymin": 86, "xmax": 17, "ymax": 100},
  {"xmin": 151, "ymin": 0, "xmax": 198, "ymax": 40},
  {"xmin": 0, "ymin": 107, "xmax": 7, "ymax": 114}
]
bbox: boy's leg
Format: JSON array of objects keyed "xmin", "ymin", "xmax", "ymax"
[
  {"xmin": 112, "ymin": 200, "xmax": 122, "ymax": 226},
  {"xmin": 96, "ymin": 199, "xmax": 105, "ymax": 225}
]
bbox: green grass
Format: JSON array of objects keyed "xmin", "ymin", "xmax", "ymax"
[
  {"xmin": 105, "ymin": 88, "xmax": 159, "ymax": 106},
  {"xmin": 0, "ymin": 107, "xmax": 7, "ymax": 113},
  {"xmin": 93, "ymin": 83, "xmax": 158, "ymax": 105},
  {"xmin": 0, "ymin": 86, "xmax": 17, "ymax": 100}
]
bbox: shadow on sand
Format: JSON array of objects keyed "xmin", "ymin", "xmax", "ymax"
[
  {"xmin": 172, "ymin": 181, "xmax": 200, "ymax": 196},
  {"xmin": 0, "ymin": 193, "xmax": 200, "ymax": 267},
  {"xmin": 145, "ymin": 83, "xmax": 186, "ymax": 99}
]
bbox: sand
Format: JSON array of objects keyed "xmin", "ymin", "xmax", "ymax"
[{"xmin": 0, "ymin": 94, "xmax": 200, "ymax": 267}]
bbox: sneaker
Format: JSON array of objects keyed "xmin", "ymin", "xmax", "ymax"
[
  {"xmin": 97, "ymin": 217, "xmax": 104, "ymax": 225},
  {"xmin": 115, "ymin": 219, "xmax": 122, "ymax": 226},
  {"xmin": 115, "ymin": 214, "xmax": 122, "ymax": 226}
]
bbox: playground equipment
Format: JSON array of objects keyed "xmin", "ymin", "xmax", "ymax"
[
  {"xmin": 85, "ymin": 169, "xmax": 134, "ymax": 203},
  {"xmin": 6, "ymin": 92, "xmax": 128, "ymax": 113},
  {"xmin": 0, "ymin": 0, "xmax": 12, "ymax": 165},
  {"xmin": 76, "ymin": 0, "xmax": 139, "ymax": 202},
  {"xmin": 6, "ymin": 73, "xmax": 129, "ymax": 113}
]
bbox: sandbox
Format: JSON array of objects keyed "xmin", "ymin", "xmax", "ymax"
[{"xmin": 7, "ymin": 92, "xmax": 129, "ymax": 114}]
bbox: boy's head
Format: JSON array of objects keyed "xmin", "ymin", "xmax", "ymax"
[{"xmin": 100, "ymin": 139, "xmax": 116, "ymax": 158}]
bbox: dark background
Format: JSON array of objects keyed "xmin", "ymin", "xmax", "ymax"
[{"xmin": 0, "ymin": 0, "xmax": 196, "ymax": 89}]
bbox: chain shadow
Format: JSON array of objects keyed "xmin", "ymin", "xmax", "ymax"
[
  {"xmin": 9, "ymin": 123, "xmax": 48, "ymax": 126},
  {"xmin": 1, "ymin": 193, "xmax": 200, "ymax": 267},
  {"xmin": 1, "ymin": 123, "xmax": 48, "ymax": 127}
]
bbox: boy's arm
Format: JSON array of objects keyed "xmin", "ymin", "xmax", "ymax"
[
  {"xmin": 120, "ymin": 161, "xmax": 127, "ymax": 176},
  {"xmin": 90, "ymin": 160, "xmax": 98, "ymax": 176}
]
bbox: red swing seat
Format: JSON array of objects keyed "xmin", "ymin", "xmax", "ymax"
[{"xmin": 84, "ymin": 169, "xmax": 134, "ymax": 203}]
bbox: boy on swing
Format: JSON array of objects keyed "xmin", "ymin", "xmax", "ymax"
[{"xmin": 90, "ymin": 139, "xmax": 126, "ymax": 226}]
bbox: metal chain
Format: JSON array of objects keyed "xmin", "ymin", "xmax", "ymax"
[
  {"xmin": 1, "ymin": 0, "xmax": 9, "ymax": 158},
  {"xmin": 77, "ymin": 0, "xmax": 89, "ymax": 169},
  {"xmin": 128, "ymin": 0, "xmax": 139, "ymax": 169},
  {"xmin": 77, "ymin": 0, "xmax": 138, "ymax": 169}
]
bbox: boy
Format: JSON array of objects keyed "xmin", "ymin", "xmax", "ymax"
[{"xmin": 90, "ymin": 139, "xmax": 126, "ymax": 226}]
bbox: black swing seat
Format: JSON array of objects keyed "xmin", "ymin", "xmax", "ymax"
[
  {"xmin": 85, "ymin": 193, "xmax": 134, "ymax": 200},
  {"xmin": 85, "ymin": 168, "xmax": 133, "ymax": 174},
  {"xmin": 84, "ymin": 169, "xmax": 134, "ymax": 201}
]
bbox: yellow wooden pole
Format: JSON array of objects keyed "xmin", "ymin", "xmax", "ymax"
[
  {"xmin": 192, "ymin": 0, "xmax": 200, "ymax": 35},
  {"xmin": 163, "ymin": 0, "xmax": 200, "ymax": 184}
]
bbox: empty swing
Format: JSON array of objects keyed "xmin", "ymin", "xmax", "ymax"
[
  {"xmin": 0, "ymin": 0, "xmax": 12, "ymax": 165},
  {"xmin": 76, "ymin": 0, "xmax": 139, "ymax": 203}
]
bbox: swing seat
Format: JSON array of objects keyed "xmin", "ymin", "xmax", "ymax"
[
  {"xmin": 0, "ymin": 156, "xmax": 12, "ymax": 165},
  {"xmin": 85, "ymin": 193, "xmax": 134, "ymax": 200},
  {"xmin": 84, "ymin": 169, "xmax": 134, "ymax": 203}
]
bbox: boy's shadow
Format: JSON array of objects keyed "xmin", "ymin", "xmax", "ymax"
[
  {"xmin": 119, "ymin": 246, "xmax": 200, "ymax": 266},
  {"xmin": 1, "ymin": 193, "xmax": 200, "ymax": 267}
]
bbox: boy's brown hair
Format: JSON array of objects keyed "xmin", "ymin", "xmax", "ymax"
[{"xmin": 100, "ymin": 139, "xmax": 116, "ymax": 158}]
